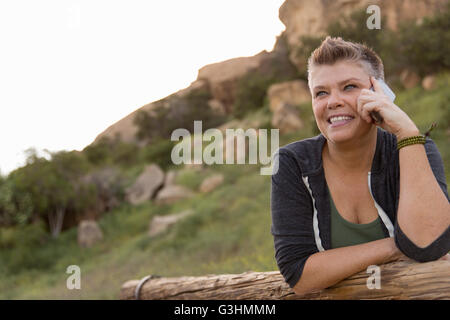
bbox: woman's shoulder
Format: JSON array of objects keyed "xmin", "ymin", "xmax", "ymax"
[
  {"xmin": 277, "ymin": 134, "xmax": 326, "ymax": 176},
  {"xmin": 282, "ymin": 133, "xmax": 326, "ymax": 153}
]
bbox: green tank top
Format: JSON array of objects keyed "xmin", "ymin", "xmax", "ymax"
[{"xmin": 327, "ymin": 184, "xmax": 386, "ymax": 249}]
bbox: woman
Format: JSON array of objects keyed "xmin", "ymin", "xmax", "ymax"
[{"xmin": 270, "ymin": 36, "xmax": 450, "ymax": 295}]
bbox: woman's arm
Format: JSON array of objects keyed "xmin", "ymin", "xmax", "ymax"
[
  {"xmin": 396, "ymin": 136, "xmax": 450, "ymax": 248},
  {"xmin": 358, "ymin": 77, "xmax": 450, "ymax": 259},
  {"xmin": 293, "ymin": 237, "xmax": 402, "ymax": 295}
]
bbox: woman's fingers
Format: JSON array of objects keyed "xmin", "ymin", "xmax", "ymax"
[
  {"xmin": 359, "ymin": 101, "xmax": 381, "ymax": 123},
  {"xmin": 356, "ymin": 93, "xmax": 374, "ymax": 119},
  {"xmin": 357, "ymin": 80, "xmax": 420, "ymax": 137},
  {"xmin": 357, "ymin": 90, "xmax": 393, "ymax": 124},
  {"xmin": 370, "ymin": 76, "xmax": 384, "ymax": 93}
]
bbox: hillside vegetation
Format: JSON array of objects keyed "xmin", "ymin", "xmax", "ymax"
[
  {"xmin": 0, "ymin": 5, "xmax": 449, "ymax": 299},
  {"xmin": 0, "ymin": 72, "xmax": 449, "ymax": 299}
]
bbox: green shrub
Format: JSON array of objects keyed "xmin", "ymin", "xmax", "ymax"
[
  {"xmin": 395, "ymin": 2, "xmax": 450, "ymax": 76},
  {"xmin": 232, "ymin": 63, "xmax": 301, "ymax": 120},
  {"xmin": 294, "ymin": 35, "xmax": 324, "ymax": 77},
  {"xmin": 327, "ymin": 9, "xmax": 385, "ymax": 51},
  {"xmin": 7, "ymin": 150, "xmax": 94, "ymax": 236},
  {"xmin": 0, "ymin": 178, "xmax": 33, "ymax": 226},
  {"xmin": 0, "ymin": 221, "xmax": 51, "ymax": 273},
  {"xmin": 174, "ymin": 168, "xmax": 208, "ymax": 191},
  {"xmin": 232, "ymin": 71, "xmax": 276, "ymax": 119},
  {"xmin": 293, "ymin": 3, "xmax": 450, "ymax": 78},
  {"xmin": 232, "ymin": 39, "xmax": 301, "ymax": 120},
  {"xmin": 83, "ymin": 137, "xmax": 140, "ymax": 168},
  {"xmin": 138, "ymin": 139, "xmax": 176, "ymax": 170},
  {"xmin": 134, "ymin": 89, "xmax": 228, "ymax": 142},
  {"xmin": 83, "ymin": 137, "xmax": 112, "ymax": 166},
  {"xmin": 294, "ymin": 9, "xmax": 396, "ymax": 77},
  {"xmin": 0, "ymin": 227, "xmax": 17, "ymax": 249},
  {"xmin": 112, "ymin": 142, "xmax": 140, "ymax": 167}
]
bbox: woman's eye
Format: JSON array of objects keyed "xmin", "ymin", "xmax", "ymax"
[
  {"xmin": 344, "ymin": 84, "xmax": 357, "ymax": 90},
  {"xmin": 315, "ymin": 91, "xmax": 326, "ymax": 97}
]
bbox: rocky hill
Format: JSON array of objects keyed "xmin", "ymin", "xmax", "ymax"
[
  {"xmin": 91, "ymin": 0, "xmax": 448, "ymax": 146},
  {"xmin": 279, "ymin": 0, "xmax": 447, "ymax": 69}
]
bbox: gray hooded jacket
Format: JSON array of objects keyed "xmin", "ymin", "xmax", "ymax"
[{"xmin": 270, "ymin": 127, "xmax": 450, "ymax": 288}]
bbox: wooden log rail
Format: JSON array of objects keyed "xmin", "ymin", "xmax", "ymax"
[{"xmin": 120, "ymin": 259, "xmax": 450, "ymax": 300}]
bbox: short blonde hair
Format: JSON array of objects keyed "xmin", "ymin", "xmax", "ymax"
[{"xmin": 307, "ymin": 36, "xmax": 384, "ymax": 87}]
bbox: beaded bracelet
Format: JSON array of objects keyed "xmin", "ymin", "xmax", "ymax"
[
  {"xmin": 397, "ymin": 135, "xmax": 426, "ymax": 150},
  {"xmin": 396, "ymin": 122, "xmax": 436, "ymax": 151}
]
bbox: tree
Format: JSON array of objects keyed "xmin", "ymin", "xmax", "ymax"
[
  {"xmin": 9, "ymin": 150, "xmax": 93, "ymax": 237},
  {"xmin": 395, "ymin": 2, "xmax": 450, "ymax": 76}
]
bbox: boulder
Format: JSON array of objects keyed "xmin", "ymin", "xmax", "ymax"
[
  {"xmin": 148, "ymin": 210, "xmax": 193, "ymax": 237},
  {"xmin": 164, "ymin": 170, "xmax": 178, "ymax": 187},
  {"xmin": 125, "ymin": 164, "xmax": 165, "ymax": 205},
  {"xmin": 155, "ymin": 185, "xmax": 195, "ymax": 205},
  {"xmin": 199, "ymin": 174, "xmax": 224, "ymax": 193},
  {"xmin": 214, "ymin": 117, "xmax": 272, "ymax": 164},
  {"xmin": 400, "ymin": 69, "xmax": 421, "ymax": 89},
  {"xmin": 78, "ymin": 220, "xmax": 103, "ymax": 248},
  {"xmin": 271, "ymin": 103, "xmax": 303, "ymax": 134},
  {"xmin": 267, "ymin": 80, "xmax": 311, "ymax": 112},
  {"xmin": 422, "ymin": 75, "xmax": 437, "ymax": 91}
]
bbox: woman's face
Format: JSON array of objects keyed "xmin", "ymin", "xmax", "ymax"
[{"xmin": 309, "ymin": 60, "xmax": 373, "ymax": 144}]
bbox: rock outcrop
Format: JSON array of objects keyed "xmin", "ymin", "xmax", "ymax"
[
  {"xmin": 93, "ymin": 101, "xmax": 158, "ymax": 145},
  {"xmin": 197, "ymin": 51, "xmax": 271, "ymax": 114},
  {"xmin": 125, "ymin": 164, "xmax": 165, "ymax": 205},
  {"xmin": 267, "ymin": 80, "xmax": 311, "ymax": 112},
  {"xmin": 279, "ymin": 0, "xmax": 448, "ymax": 70},
  {"xmin": 163, "ymin": 170, "xmax": 178, "ymax": 187},
  {"xmin": 90, "ymin": 0, "xmax": 446, "ymax": 147},
  {"xmin": 271, "ymin": 103, "xmax": 303, "ymax": 134},
  {"xmin": 422, "ymin": 75, "xmax": 437, "ymax": 91},
  {"xmin": 154, "ymin": 185, "xmax": 195, "ymax": 205}
]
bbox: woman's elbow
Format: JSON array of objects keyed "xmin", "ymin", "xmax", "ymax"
[
  {"xmin": 395, "ymin": 224, "xmax": 450, "ymax": 262},
  {"xmin": 407, "ymin": 250, "xmax": 450, "ymax": 263},
  {"xmin": 292, "ymin": 276, "xmax": 321, "ymax": 296},
  {"xmin": 292, "ymin": 283, "xmax": 312, "ymax": 296}
]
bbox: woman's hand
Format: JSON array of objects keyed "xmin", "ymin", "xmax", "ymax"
[
  {"xmin": 384, "ymin": 237, "xmax": 409, "ymax": 263},
  {"xmin": 357, "ymin": 77, "xmax": 420, "ymax": 140},
  {"xmin": 439, "ymin": 254, "xmax": 450, "ymax": 261}
]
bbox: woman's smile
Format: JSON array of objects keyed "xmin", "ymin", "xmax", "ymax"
[{"xmin": 328, "ymin": 115, "xmax": 356, "ymax": 128}]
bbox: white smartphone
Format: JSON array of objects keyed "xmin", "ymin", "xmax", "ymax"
[{"xmin": 369, "ymin": 79, "xmax": 396, "ymax": 123}]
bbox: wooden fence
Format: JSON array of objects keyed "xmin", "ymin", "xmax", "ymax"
[{"xmin": 120, "ymin": 259, "xmax": 450, "ymax": 300}]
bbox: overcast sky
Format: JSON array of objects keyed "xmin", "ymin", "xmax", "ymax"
[{"xmin": 0, "ymin": 0, "xmax": 286, "ymax": 175}]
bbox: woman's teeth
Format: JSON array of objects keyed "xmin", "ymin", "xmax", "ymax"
[{"xmin": 329, "ymin": 116, "xmax": 353, "ymax": 124}]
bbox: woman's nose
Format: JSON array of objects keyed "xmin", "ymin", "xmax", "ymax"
[{"xmin": 327, "ymin": 90, "xmax": 344, "ymax": 109}]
